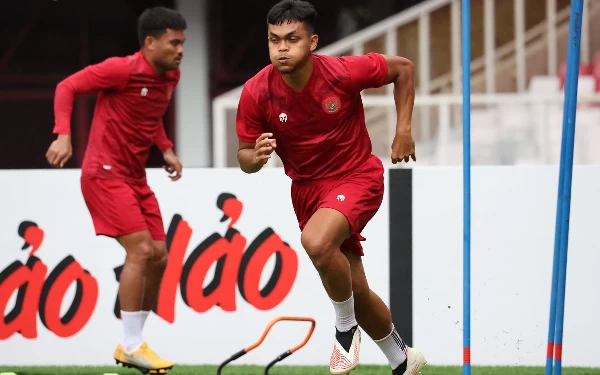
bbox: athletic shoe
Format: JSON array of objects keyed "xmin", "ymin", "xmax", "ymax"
[
  {"xmin": 393, "ymin": 347, "xmax": 427, "ymax": 375},
  {"xmin": 330, "ymin": 325, "xmax": 361, "ymax": 374},
  {"xmin": 114, "ymin": 342, "xmax": 174, "ymax": 374}
]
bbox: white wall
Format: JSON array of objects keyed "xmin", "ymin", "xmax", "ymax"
[
  {"xmin": 175, "ymin": 0, "xmax": 211, "ymax": 167},
  {"xmin": 412, "ymin": 166, "xmax": 600, "ymax": 367}
]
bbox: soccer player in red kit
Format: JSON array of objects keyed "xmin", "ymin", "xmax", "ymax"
[
  {"xmin": 45, "ymin": 6, "xmax": 185, "ymax": 373},
  {"xmin": 236, "ymin": 1, "xmax": 426, "ymax": 374}
]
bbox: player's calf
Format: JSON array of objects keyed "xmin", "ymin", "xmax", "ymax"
[
  {"xmin": 119, "ymin": 237, "xmax": 154, "ymax": 313},
  {"xmin": 352, "ymin": 286, "xmax": 394, "ymax": 340},
  {"xmin": 142, "ymin": 241, "xmax": 169, "ymax": 311},
  {"xmin": 117, "ymin": 231, "xmax": 157, "ymax": 353}
]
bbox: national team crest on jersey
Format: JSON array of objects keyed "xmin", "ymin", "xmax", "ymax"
[{"xmin": 322, "ymin": 95, "xmax": 341, "ymax": 114}]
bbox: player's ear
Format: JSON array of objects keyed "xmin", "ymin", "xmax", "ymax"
[
  {"xmin": 310, "ymin": 34, "xmax": 318, "ymax": 52},
  {"xmin": 145, "ymin": 36, "xmax": 156, "ymax": 51}
]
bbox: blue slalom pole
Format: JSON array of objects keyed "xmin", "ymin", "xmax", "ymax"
[
  {"xmin": 461, "ymin": 1, "xmax": 471, "ymax": 374},
  {"xmin": 545, "ymin": 19, "xmax": 573, "ymax": 375},
  {"xmin": 546, "ymin": 1, "xmax": 583, "ymax": 374},
  {"xmin": 554, "ymin": 1, "xmax": 583, "ymax": 374}
]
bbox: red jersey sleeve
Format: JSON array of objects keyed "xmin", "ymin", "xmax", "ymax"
[
  {"xmin": 236, "ymin": 85, "xmax": 266, "ymax": 143},
  {"xmin": 155, "ymin": 119, "xmax": 174, "ymax": 153},
  {"xmin": 53, "ymin": 57, "xmax": 130, "ymax": 135},
  {"xmin": 154, "ymin": 70, "xmax": 178, "ymax": 153},
  {"xmin": 343, "ymin": 52, "xmax": 389, "ymax": 93}
]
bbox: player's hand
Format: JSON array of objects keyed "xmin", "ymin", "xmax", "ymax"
[
  {"xmin": 163, "ymin": 149, "xmax": 182, "ymax": 181},
  {"xmin": 46, "ymin": 134, "xmax": 72, "ymax": 168},
  {"xmin": 254, "ymin": 133, "xmax": 277, "ymax": 165},
  {"xmin": 391, "ymin": 130, "xmax": 416, "ymax": 164}
]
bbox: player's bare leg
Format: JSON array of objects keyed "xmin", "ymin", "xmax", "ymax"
[
  {"xmin": 113, "ymin": 230, "xmax": 173, "ymax": 374},
  {"xmin": 301, "ymin": 208, "xmax": 353, "ymax": 301},
  {"xmin": 344, "ymin": 252, "xmax": 392, "ymax": 338},
  {"xmin": 140, "ymin": 240, "xmax": 169, "ymax": 323},
  {"xmin": 345, "ymin": 252, "xmax": 426, "ymax": 374},
  {"xmin": 301, "ymin": 208, "xmax": 360, "ymax": 374}
]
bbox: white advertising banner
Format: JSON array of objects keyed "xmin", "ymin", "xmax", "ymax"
[
  {"xmin": 412, "ymin": 166, "xmax": 600, "ymax": 367},
  {"xmin": 0, "ymin": 168, "xmax": 391, "ymax": 367},
  {"xmin": 5, "ymin": 165, "xmax": 597, "ymax": 368}
]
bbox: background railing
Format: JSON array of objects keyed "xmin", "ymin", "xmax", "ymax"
[{"xmin": 213, "ymin": 93, "xmax": 600, "ymax": 168}]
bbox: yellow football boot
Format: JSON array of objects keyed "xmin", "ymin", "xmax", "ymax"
[{"xmin": 114, "ymin": 342, "xmax": 174, "ymax": 374}]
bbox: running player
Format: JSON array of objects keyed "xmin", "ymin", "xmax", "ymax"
[
  {"xmin": 45, "ymin": 6, "xmax": 186, "ymax": 374},
  {"xmin": 235, "ymin": 1, "xmax": 426, "ymax": 374}
]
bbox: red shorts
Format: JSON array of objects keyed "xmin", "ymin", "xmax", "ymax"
[
  {"xmin": 80, "ymin": 177, "xmax": 166, "ymax": 241},
  {"xmin": 291, "ymin": 155, "xmax": 384, "ymax": 256}
]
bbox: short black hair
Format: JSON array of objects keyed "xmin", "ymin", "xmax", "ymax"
[
  {"xmin": 267, "ymin": 0, "xmax": 317, "ymax": 33},
  {"xmin": 137, "ymin": 6, "xmax": 187, "ymax": 47}
]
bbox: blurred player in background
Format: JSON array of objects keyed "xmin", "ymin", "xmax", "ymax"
[
  {"xmin": 45, "ymin": 6, "xmax": 186, "ymax": 374},
  {"xmin": 235, "ymin": 0, "xmax": 425, "ymax": 374}
]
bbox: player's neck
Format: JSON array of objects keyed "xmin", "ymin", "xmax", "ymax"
[
  {"xmin": 141, "ymin": 50, "xmax": 166, "ymax": 76},
  {"xmin": 282, "ymin": 56, "xmax": 314, "ymax": 92}
]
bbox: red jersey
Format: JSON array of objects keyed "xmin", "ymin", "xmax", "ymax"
[
  {"xmin": 53, "ymin": 50, "xmax": 179, "ymax": 184},
  {"xmin": 236, "ymin": 52, "xmax": 388, "ymax": 181}
]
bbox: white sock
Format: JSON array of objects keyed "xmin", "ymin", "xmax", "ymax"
[
  {"xmin": 141, "ymin": 310, "xmax": 150, "ymax": 329},
  {"xmin": 374, "ymin": 325, "xmax": 408, "ymax": 370},
  {"xmin": 121, "ymin": 310, "xmax": 144, "ymax": 353},
  {"xmin": 331, "ymin": 294, "xmax": 358, "ymax": 332}
]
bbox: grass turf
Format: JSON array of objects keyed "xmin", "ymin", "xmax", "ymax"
[{"xmin": 2, "ymin": 366, "xmax": 598, "ymax": 375}]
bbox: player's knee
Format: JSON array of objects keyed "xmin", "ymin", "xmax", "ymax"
[
  {"xmin": 151, "ymin": 243, "xmax": 169, "ymax": 271},
  {"xmin": 127, "ymin": 240, "xmax": 155, "ymax": 263},
  {"xmin": 301, "ymin": 232, "xmax": 336, "ymax": 270}
]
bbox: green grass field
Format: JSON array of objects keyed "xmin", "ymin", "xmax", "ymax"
[{"xmin": 2, "ymin": 365, "xmax": 598, "ymax": 375}]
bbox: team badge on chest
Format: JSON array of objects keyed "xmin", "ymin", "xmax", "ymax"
[{"xmin": 322, "ymin": 95, "xmax": 341, "ymax": 114}]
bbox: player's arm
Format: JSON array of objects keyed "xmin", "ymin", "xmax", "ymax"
[
  {"xmin": 382, "ymin": 55, "xmax": 415, "ymax": 138},
  {"xmin": 383, "ymin": 54, "xmax": 417, "ymax": 163},
  {"xmin": 235, "ymin": 87, "xmax": 275, "ymax": 174},
  {"xmin": 155, "ymin": 119, "xmax": 174, "ymax": 153},
  {"xmin": 238, "ymin": 134, "xmax": 277, "ymax": 174},
  {"xmin": 346, "ymin": 52, "xmax": 416, "ymax": 163},
  {"xmin": 155, "ymin": 119, "xmax": 182, "ymax": 181},
  {"xmin": 46, "ymin": 58, "xmax": 130, "ymax": 168},
  {"xmin": 54, "ymin": 57, "xmax": 130, "ymax": 136}
]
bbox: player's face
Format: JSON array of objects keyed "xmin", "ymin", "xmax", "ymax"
[
  {"xmin": 148, "ymin": 29, "xmax": 185, "ymax": 71},
  {"xmin": 268, "ymin": 21, "xmax": 318, "ymax": 74}
]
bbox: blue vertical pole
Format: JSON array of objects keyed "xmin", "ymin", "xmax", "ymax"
[
  {"xmin": 545, "ymin": 11, "xmax": 571, "ymax": 375},
  {"xmin": 553, "ymin": 1, "xmax": 583, "ymax": 375},
  {"xmin": 461, "ymin": 1, "xmax": 471, "ymax": 374}
]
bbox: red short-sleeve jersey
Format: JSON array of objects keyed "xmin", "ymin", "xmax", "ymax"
[
  {"xmin": 53, "ymin": 51, "xmax": 179, "ymax": 183},
  {"xmin": 236, "ymin": 52, "xmax": 388, "ymax": 181}
]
